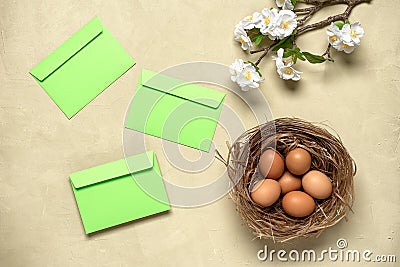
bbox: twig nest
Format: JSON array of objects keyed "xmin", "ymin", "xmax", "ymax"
[{"xmin": 227, "ymin": 117, "xmax": 355, "ymax": 242}]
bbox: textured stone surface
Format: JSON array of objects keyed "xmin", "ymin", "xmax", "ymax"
[{"xmin": 0, "ymin": 0, "xmax": 399, "ymax": 266}]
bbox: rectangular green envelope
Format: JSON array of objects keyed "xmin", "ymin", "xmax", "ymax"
[
  {"xmin": 125, "ymin": 69, "xmax": 226, "ymax": 152},
  {"xmin": 29, "ymin": 17, "xmax": 135, "ymax": 119},
  {"xmin": 70, "ymin": 151, "xmax": 170, "ymax": 234}
]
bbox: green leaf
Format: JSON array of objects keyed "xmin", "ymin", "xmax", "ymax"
[
  {"xmin": 334, "ymin": 21, "xmax": 344, "ymax": 30},
  {"xmin": 297, "ymin": 52, "xmax": 306, "ymax": 61},
  {"xmin": 345, "ymin": 19, "xmax": 350, "ymax": 24},
  {"xmin": 254, "ymin": 35, "xmax": 264, "ymax": 46},
  {"xmin": 291, "ymin": 0, "xmax": 297, "ymax": 6},
  {"xmin": 244, "ymin": 61, "xmax": 262, "ymax": 77},
  {"xmin": 283, "ymin": 51, "xmax": 293, "ymax": 58},
  {"xmin": 272, "ymin": 35, "xmax": 294, "ymax": 51},
  {"xmin": 302, "ymin": 52, "xmax": 327, "ymax": 64},
  {"xmin": 282, "ymin": 47, "xmax": 306, "ymax": 63}
]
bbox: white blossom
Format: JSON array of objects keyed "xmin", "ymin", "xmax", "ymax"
[
  {"xmin": 326, "ymin": 23, "xmax": 342, "ymax": 50},
  {"xmin": 260, "ymin": 8, "xmax": 279, "ymax": 39},
  {"xmin": 340, "ymin": 24, "xmax": 352, "ymax": 44},
  {"xmin": 240, "ymin": 12, "xmax": 263, "ymax": 30},
  {"xmin": 350, "ymin": 22, "xmax": 365, "ymax": 44},
  {"xmin": 259, "ymin": 9, "xmax": 297, "ymax": 40},
  {"xmin": 229, "ymin": 58, "xmax": 246, "ymax": 83},
  {"xmin": 278, "ymin": 64, "xmax": 302, "ymax": 80},
  {"xmin": 338, "ymin": 41, "xmax": 357, "ymax": 54},
  {"xmin": 230, "ymin": 59, "xmax": 263, "ymax": 91},
  {"xmin": 237, "ymin": 65, "xmax": 263, "ymax": 91},
  {"xmin": 342, "ymin": 22, "xmax": 365, "ymax": 45},
  {"xmin": 234, "ymin": 24, "xmax": 253, "ymax": 51},
  {"xmin": 274, "ymin": 10, "xmax": 297, "ymax": 39},
  {"xmin": 273, "ymin": 48, "xmax": 302, "ymax": 81},
  {"xmin": 272, "ymin": 48, "xmax": 285, "ymax": 67},
  {"xmin": 276, "ymin": 0, "xmax": 294, "ymax": 10},
  {"xmin": 234, "ymin": 8, "xmax": 298, "ymax": 48},
  {"xmin": 326, "ymin": 21, "xmax": 364, "ymax": 54}
]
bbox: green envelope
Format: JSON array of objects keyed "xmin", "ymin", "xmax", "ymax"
[
  {"xmin": 125, "ymin": 69, "xmax": 226, "ymax": 152},
  {"xmin": 70, "ymin": 151, "xmax": 170, "ymax": 234},
  {"xmin": 29, "ymin": 17, "xmax": 135, "ymax": 119}
]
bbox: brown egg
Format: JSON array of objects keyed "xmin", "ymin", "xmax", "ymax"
[
  {"xmin": 302, "ymin": 170, "xmax": 333, "ymax": 199},
  {"xmin": 278, "ymin": 171, "xmax": 302, "ymax": 195},
  {"xmin": 282, "ymin": 191, "xmax": 316, "ymax": 218},
  {"xmin": 251, "ymin": 179, "xmax": 281, "ymax": 207},
  {"xmin": 259, "ymin": 149, "xmax": 285, "ymax": 179},
  {"xmin": 285, "ymin": 148, "xmax": 312, "ymax": 175}
]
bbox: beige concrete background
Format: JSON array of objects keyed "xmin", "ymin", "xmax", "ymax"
[{"xmin": 1, "ymin": 0, "xmax": 399, "ymax": 266}]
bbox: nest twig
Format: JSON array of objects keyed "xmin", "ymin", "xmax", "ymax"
[{"xmin": 228, "ymin": 118, "xmax": 355, "ymax": 242}]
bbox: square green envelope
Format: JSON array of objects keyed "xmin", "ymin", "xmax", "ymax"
[
  {"xmin": 125, "ymin": 69, "xmax": 226, "ymax": 152},
  {"xmin": 70, "ymin": 151, "xmax": 170, "ymax": 234},
  {"xmin": 29, "ymin": 17, "xmax": 135, "ymax": 119}
]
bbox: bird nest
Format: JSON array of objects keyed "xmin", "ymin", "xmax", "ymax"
[{"xmin": 227, "ymin": 117, "xmax": 355, "ymax": 242}]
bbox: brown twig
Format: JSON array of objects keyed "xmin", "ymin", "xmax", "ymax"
[
  {"xmin": 296, "ymin": 3, "xmax": 323, "ymax": 26},
  {"xmin": 301, "ymin": 0, "xmax": 321, "ymax": 4},
  {"xmin": 296, "ymin": 0, "xmax": 371, "ymax": 35},
  {"xmin": 293, "ymin": 6, "xmax": 315, "ymax": 13},
  {"xmin": 250, "ymin": 47, "xmax": 270, "ymax": 54},
  {"xmin": 254, "ymin": 41, "xmax": 279, "ymax": 66},
  {"xmin": 322, "ymin": 43, "xmax": 332, "ymax": 58}
]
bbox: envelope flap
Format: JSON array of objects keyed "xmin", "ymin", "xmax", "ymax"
[
  {"xmin": 30, "ymin": 17, "xmax": 103, "ymax": 82},
  {"xmin": 141, "ymin": 69, "xmax": 226, "ymax": 109},
  {"xmin": 70, "ymin": 151, "xmax": 155, "ymax": 188}
]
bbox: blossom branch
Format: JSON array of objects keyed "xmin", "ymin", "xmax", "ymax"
[
  {"xmin": 231, "ymin": 0, "xmax": 370, "ymax": 89},
  {"xmin": 251, "ymin": 0, "xmax": 371, "ymax": 64},
  {"xmin": 296, "ymin": 0, "xmax": 371, "ymax": 35}
]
